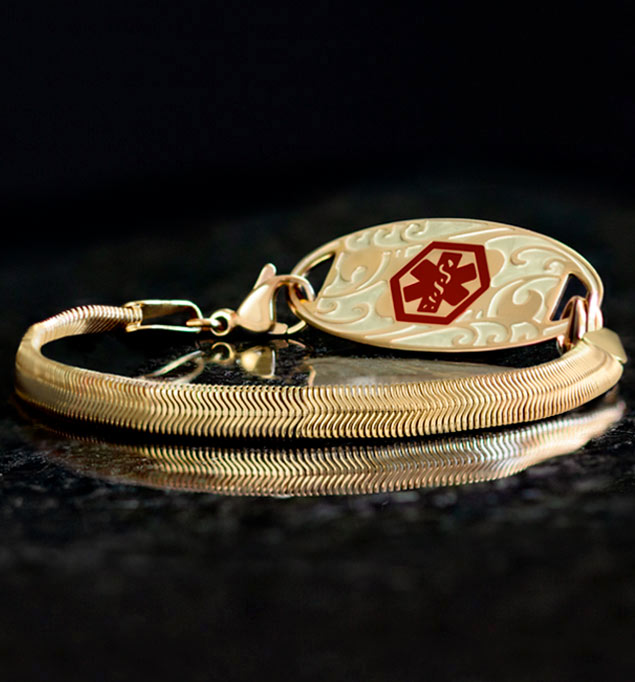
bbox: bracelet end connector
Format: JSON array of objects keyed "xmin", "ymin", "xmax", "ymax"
[
  {"xmin": 123, "ymin": 300, "xmax": 206, "ymax": 334},
  {"xmin": 124, "ymin": 264, "xmax": 315, "ymax": 337}
]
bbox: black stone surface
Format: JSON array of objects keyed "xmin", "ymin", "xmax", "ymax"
[{"xmin": 2, "ymin": 170, "xmax": 635, "ymax": 681}]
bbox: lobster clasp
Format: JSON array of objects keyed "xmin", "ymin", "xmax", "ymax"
[{"xmin": 186, "ymin": 264, "xmax": 315, "ymax": 336}]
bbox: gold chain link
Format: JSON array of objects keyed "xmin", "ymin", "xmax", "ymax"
[{"xmin": 15, "ymin": 303, "xmax": 625, "ymax": 439}]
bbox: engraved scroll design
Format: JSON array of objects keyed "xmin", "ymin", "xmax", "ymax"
[{"xmin": 301, "ymin": 219, "xmax": 603, "ymax": 350}]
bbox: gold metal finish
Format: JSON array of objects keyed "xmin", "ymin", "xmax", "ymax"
[
  {"xmin": 15, "ymin": 304, "xmax": 624, "ymax": 439},
  {"xmin": 13, "ymin": 219, "xmax": 626, "ymax": 440},
  {"xmin": 142, "ymin": 340, "xmax": 512, "ymax": 385},
  {"xmin": 126, "ymin": 266, "xmax": 314, "ymax": 336},
  {"xmin": 289, "ymin": 218, "xmax": 604, "ymax": 352},
  {"xmin": 583, "ymin": 327, "xmax": 627, "ymax": 364},
  {"xmin": 37, "ymin": 396, "xmax": 625, "ymax": 496},
  {"xmin": 123, "ymin": 300, "xmax": 206, "ymax": 334}
]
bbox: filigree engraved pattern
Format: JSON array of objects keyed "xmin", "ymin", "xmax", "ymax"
[{"xmin": 299, "ymin": 219, "xmax": 603, "ymax": 351}]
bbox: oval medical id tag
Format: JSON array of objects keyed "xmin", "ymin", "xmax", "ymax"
[{"xmin": 289, "ymin": 218, "xmax": 603, "ymax": 352}]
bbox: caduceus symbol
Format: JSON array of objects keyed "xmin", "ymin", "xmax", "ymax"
[{"xmin": 403, "ymin": 251, "xmax": 477, "ymax": 313}]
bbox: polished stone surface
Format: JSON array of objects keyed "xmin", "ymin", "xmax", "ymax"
[{"xmin": 2, "ymin": 170, "xmax": 635, "ymax": 681}]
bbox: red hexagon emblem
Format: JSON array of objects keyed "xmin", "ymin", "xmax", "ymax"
[{"xmin": 390, "ymin": 241, "xmax": 491, "ymax": 325}]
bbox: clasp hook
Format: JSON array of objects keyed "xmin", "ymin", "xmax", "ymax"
[
  {"xmin": 124, "ymin": 264, "xmax": 314, "ymax": 336},
  {"xmin": 186, "ymin": 264, "xmax": 315, "ymax": 336}
]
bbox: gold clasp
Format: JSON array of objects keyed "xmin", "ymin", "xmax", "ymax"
[
  {"xmin": 186, "ymin": 264, "xmax": 315, "ymax": 336},
  {"xmin": 124, "ymin": 264, "xmax": 315, "ymax": 337}
]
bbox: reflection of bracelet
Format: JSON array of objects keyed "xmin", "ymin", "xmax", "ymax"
[
  {"xmin": 37, "ymin": 395, "xmax": 625, "ymax": 496},
  {"xmin": 15, "ymin": 218, "xmax": 626, "ymax": 439}
]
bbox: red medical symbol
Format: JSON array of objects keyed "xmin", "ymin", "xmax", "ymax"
[{"xmin": 390, "ymin": 241, "xmax": 490, "ymax": 325}]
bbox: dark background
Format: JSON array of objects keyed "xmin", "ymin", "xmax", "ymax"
[
  {"xmin": 2, "ymin": 4, "xmax": 634, "ymax": 244},
  {"xmin": 2, "ymin": 4, "xmax": 635, "ymax": 681}
]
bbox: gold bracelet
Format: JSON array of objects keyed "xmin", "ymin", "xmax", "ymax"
[
  {"xmin": 15, "ymin": 218, "xmax": 626, "ymax": 439},
  {"xmin": 30, "ymin": 393, "xmax": 626, "ymax": 496}
]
